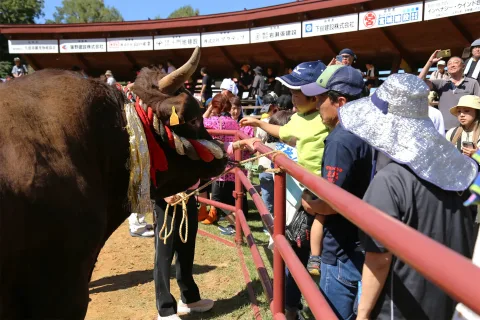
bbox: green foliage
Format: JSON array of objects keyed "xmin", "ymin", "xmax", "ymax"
[
  {"xmin": 167, "ymin": 5, "xmax": 199, "ymax": 19},
  {"xmin": 0, "ymin": 60, "xmax": 12, "ymax": 78},
  {"xmin": 45, "ymin": 0, "xmax": 123, "ymax": 24},
  {"xmin": 0, "ymin": 0, "xmax": 45, "ymax": 24},
  {"xmin": 0, "ymin": 0, "xmax": 44, "ymax": 73}
]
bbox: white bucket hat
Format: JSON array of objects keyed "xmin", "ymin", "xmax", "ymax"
[
  {"xmin": 220, "ymin": 78, "xmax": 238, "ymax": 96},
  {"xmin": 339, "ymin": 73, "xmax": 478, "ymax": 191}
]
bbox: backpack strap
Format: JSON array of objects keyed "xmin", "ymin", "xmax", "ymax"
[{"xmin": 450, "ymin": 127, "xmax": 462, "ymax": 151}]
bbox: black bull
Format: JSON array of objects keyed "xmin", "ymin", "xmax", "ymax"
[{"xmin": 0, "ymin": 51, "xmax": 227, "ymax": 319}]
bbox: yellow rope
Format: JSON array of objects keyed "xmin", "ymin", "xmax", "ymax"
[
  {"xmin": 170, "ymin": 149, "xmax": 284, "ymax": 207},
  {"xmin": 158, "ymin": 149, "xmax": 284, "ymax": 243},
  {"xmin": 158, "ymin": 192, "xmax": 189, "ymax": 244}
]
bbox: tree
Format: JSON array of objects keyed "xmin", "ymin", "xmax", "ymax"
[
  {"xmin": 0, "ymin": 0, "xmax": 45, "ymax": 77},
  {"xmin": 46, "ymin": 0, "xmax": 123, "ymax": 24},
  {"xmin": 0, "ymin": 0, "xmax": 45, "ymax": 24},
  {"xmin": 167, "ymin": 5, "xmax": 199, "ymax": 19}
]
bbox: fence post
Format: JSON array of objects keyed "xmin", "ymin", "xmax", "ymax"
[
  {"xmin": 273, "ymin": 164, "xmax": 286, "ymax": 315},
  {"xmin": 234, "ymin": 133, "xmax": 244, "ymax": 245}
]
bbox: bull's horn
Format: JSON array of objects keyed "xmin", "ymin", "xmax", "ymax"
[{"xmin": 158, "ymin": 47, "xmax": 201, "ymax": 94}]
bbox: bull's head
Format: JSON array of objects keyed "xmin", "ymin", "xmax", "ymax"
[{"xmin": 131, "ymin": 48, "xmax": 228, "ymax": 197}]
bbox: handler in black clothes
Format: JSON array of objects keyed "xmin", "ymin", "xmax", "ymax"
[
  {"xmin": 153, "ymin": 187, "xmax": 214, "ymax": 320},
  {"xmin": 338, "ymin": 73, "xmax": 478, "ymax": 320}
]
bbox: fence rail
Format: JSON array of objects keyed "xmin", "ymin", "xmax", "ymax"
[{"xmin": 204, "ymin": 129, "xmax": 480, "ymax": 318}]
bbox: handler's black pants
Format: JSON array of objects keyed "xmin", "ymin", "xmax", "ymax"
[{"xmin": 153, "ymin": 196, "xmax": 201, "ymax": 317}]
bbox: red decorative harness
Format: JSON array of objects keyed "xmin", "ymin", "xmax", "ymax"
[{"xmin": 133, "ymin": 99, "xmax": 215, "ymax": 187}]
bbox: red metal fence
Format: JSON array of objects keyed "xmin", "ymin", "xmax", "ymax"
[{"xmin": 203, "ymin": 129, "xmax": 480, "ymax": 319}]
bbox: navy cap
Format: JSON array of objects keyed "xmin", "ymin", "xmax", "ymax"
[
  {"xmin": 339, "ymin": 48, "xmax": 357, "ymax": 60},
  {"xmin": 276, "ymin": 61, "xmax": 327, "ymax": 89},
  {"xmin": 301, "ymin": 65, "xmax": 364, "ymax": 97}
]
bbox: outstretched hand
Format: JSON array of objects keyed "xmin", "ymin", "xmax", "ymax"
[{"xmin": 240, "ymin": 117, "xmax": 260, "ymax": 127}]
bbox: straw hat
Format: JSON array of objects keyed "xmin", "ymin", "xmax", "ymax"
[
  {"xmin": 450, "ymin": 95, "xmax": 480, "ymax": 116},
  {"xmin": 339, "ymin": 73, "xmax": 477, "ymax": 191}
]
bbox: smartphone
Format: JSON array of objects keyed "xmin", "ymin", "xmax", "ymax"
[
  {"xmin": 436, "ymin": 49, "xmax": 451, "ymax": 59},
  {"xmin": 336, "ymin": 55, "xmax": 343, "ymax": 62},
  {"xmin": 462, "ymin": 141, "xmax": 475, "ymax": 148}
]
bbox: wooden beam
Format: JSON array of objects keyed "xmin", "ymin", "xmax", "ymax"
[
  {"xmin": 391, "ymin": 56, "xmax": 402, "ymax": 74},
  {"xmin": 218, "ymin": 46, "xmax": 237, "ymax": 69},
  {"xmin": 318, "ymin": 35, "xmax": 338, "ymax": 58},
  {"xmin": 22, "ymin": 54, "xmax": 41, "ymax": 70},
  {"xmin": 122, "ymin": 52, "xmax": 138, "ymax": 69},
  {"xmin": 75, "ymin": 53, "xmax": 92, "ymax": 71},
  {"xmin": 268, "ymin": 42, "xmax": 291, "ymax": 67},
  {"xmin": 447, "ymin": 16, "xmax": 473, "ymax": 45}
]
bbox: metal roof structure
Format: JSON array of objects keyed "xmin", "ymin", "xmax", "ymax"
[{"xmin": 1, "ymin": 0, "xmax": 478, "ymax": 80}]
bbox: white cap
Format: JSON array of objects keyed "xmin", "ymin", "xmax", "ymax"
[
  {"xmin": 437, "ymin": 60, "xmax": 446, "ymax": 66},
  {"xmin": 220, "ymin": 78, "xmax": 238, "ymax": 96}
]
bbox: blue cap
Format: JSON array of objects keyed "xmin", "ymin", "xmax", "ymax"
[
  {"xmin": 301, "ymin": 65, "xmax": 365, "ymax": 97},
  {"xmin": 204, "ymin": 97, "xmax": 212, "ymax": 107},
  {"xmin": 339, "ymin": 48, "xmax": 357, "ymax": 60},
  {"xmin": 275, "ymin": 61, "xmax": 327, "ymax": 89}
]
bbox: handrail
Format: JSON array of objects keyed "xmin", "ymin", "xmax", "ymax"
[{"xmin": 235, "ymin": 130, "xmax": 480, "ymax": 315}]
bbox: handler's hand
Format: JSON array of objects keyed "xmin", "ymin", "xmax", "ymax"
[
  {"xmin": 164, "ymin": 194, "xmax": 180, "ymax": 204},
  {"xmin": 241, "ymin": 137, "xmax": 261, "ymax": 150},
  {"xmin": 240, "ymin": 117, "xmax": 261, "ymax": 127}
]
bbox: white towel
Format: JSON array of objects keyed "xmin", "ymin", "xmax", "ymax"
[{"xmin": 464, "ymin": 58, "xmax": 480, "ymax": 79}]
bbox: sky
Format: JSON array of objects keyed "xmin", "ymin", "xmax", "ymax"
[{"xmin": 38, "ymin": 0, "xmax": 293, "ymax": 23}]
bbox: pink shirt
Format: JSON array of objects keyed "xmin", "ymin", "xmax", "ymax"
[{"xmin": 203, "ymin": 116, "xmax": 253, "ymax": 181}]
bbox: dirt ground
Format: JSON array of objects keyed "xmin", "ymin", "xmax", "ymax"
[{"xmin": 86, "ymin": 220, "xmax": 254, "ymax": 320}]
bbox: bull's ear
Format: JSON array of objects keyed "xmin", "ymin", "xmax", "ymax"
[{"xmin": 158, "ymin": 47, "xmax": 200, "ymax": 94}]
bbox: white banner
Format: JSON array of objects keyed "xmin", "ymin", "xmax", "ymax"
[
  {"xmin": 201, "ymin": 29, "xmax": 250, "ymax": 47},
  {"xmin": 424, "ymin": 0, "xmax": 480, "ymax": 20},
  {"xmin": 8, "ymin": 40, "xmax": 59, "ymax": 54},
  {"xmin": 60, "ymin": 38, "xmax": 106, "ymax": 53},
  {"xmin": 250, "ymin": 22, "xmax": 301, "ymax": 43},
  {"xmin": 359, "ymin": 2, "xmax": 423, "ymax": 30},
  {"xmin": 303, "ymin": 13, "xmax": 358, "ymax": 37},
  {"xmin": 107, "ymin": 36, "xmax": 153, "ymax": 52},
  {"xmin": 154, "ymin": 34, "xmax": 201, "ymax": 50}
]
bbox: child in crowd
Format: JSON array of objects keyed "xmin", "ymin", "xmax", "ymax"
[
  {"xmin": 257, "ymin": 110, "xmax": 295, "ymax": 214},
  {"xmin": 446, "ymin": 95, "xmax": 480, "ymax": 157},
  {"xmin": 255, "ymin": 92, "xmax": 280, "ymax": 143},
  {"xmin": 240, "ymin": 61, "xmax": 329, "ymax": 312}
]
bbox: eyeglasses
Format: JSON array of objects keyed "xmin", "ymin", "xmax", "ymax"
[{"xmin": 341, "ymin": 55, "xmax": 351, "ymax": 59}]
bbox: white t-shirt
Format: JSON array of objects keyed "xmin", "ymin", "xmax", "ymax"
[{"xmin": 428, "ymin": 106, "xmax": 445, "ymax": 135}]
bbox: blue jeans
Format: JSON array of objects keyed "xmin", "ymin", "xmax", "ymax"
[
  {"xmin": 285, "ymin": 245, "xmax": 310, "ymax": 310},
  {"xmin": 259, "ymin": 172, "xmax": 274, "ymax": 214},
  {"xmin": 253, "ymin": 96, "xmax": 263, "ymax": 115},
  {"xmin": 319, "ymin": 252, "xmax": 364, "ymax": 320}
]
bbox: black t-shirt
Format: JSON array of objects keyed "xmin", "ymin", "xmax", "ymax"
[
  {"xmin": 321, "ymin": 125, "xmax": 372, "ymax": 265},
  {"xmin": 239, "ymin": 70, "xmax": 253, "ymax": 87},
  {"xmin": 202, "ymin": 74, "xmax": 213, "ymax": 99},
  {"xmin": 361, "ymin": 162, "xmax": 475, "ymax": 320}
]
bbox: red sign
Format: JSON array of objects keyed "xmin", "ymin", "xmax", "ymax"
[{"xmin": 363, "ymin": 12, "xmax": 376, "ymax": 28}]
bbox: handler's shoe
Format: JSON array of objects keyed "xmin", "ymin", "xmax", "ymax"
[
  {"xmin": 177, "ymin": 299, "xmax": 214, "ymax": 315},
  {"xmin": 201, "ymin": 207, "xmax": 218, "ymax": 225},
  {"xmin": 157, "ymin": 314, "xmax": 181, "ymax": 320},
  {"xmin": 198, "ymin": 205, "xmax": 209, "ymax": 222}
]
